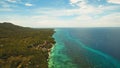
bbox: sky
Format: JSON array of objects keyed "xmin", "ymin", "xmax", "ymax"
[{"xmin": 0, "ymin": 0, "xmax": 120, "ymax": 27}]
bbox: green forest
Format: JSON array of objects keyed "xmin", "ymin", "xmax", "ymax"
[{"xmin": 0, "ymin": 22, "xmax": 55, "ymax": 68}]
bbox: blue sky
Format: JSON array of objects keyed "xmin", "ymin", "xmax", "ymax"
[{"xmin": 0, "ymin": 0, "xmax": 120, "ymax": 27}]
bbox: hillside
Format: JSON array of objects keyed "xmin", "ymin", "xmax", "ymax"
[{"xmin": 0, "ymin": 22, "xmax": 55, "ymax": 68}]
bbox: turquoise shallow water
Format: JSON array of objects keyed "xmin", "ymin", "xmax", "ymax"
[{"xmin": 48, "ymin": 28, "xmax": 120, "ymax": 68}]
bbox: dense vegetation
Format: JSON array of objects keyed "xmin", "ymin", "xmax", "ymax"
[{"xmin": 0, "ymin": 22, "xmax": 55, "ymax": 68}]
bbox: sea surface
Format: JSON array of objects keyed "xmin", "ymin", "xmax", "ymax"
[{"xmin": 48, "ymin": 28, "xmax": 120, "ymax": 68}]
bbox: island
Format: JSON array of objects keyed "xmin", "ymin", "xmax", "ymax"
[{"xmin": 0, "ymin": 22, "xmax": 55, "ymax": 68}]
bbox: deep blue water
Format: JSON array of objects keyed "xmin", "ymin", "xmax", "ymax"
[{"xmin": 49, "ymin": 28, "xmax": 120, "ymax": 68}]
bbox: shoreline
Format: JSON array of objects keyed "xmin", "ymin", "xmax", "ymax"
[
  {"xmin": 48, "ymin": 44, "xmax": 55, "ymax": 60},
  {"xmin": 47, "ymin": 29, "xmax": 56, "ymax": 68}
]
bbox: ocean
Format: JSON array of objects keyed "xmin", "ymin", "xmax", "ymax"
[{"xmin": 48, "ymin": 28, "xmax": 120, "ymax": 68}]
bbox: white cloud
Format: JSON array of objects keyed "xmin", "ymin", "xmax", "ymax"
[
  {"xmin": 0, "ymin": 12, "xmax": 119, "ymax": 27},
  {"xmin": 0, "ymin": 8, "xmax": 13, "ymax": 11},
  {"xmin": 25, "ymin": 3, "xmax": 33, "ymax": 6},
  {"xmin": 70, "ymin": 0, "xmax": 87, "ymax": 8},
  {"xmin": 108, "ymin": 0, "xmax": 120, "ymax": 4},
  {"xmin": 26, "ymin": 10, "xmax": 119, "ymax": 27},
  {"xmin": 0, "ymin": 1, "xmax": 10, "ymax": 8},
  {"xmin": 0, "ymin": 0, "xmax": 119, "ymax": 27},
  {"xmin": 7, "ymin": 0, "xmax": 17, "ymax": 3},
  {"xmin": 70, "ymin": 0, "xmax": 82, "ymax": 4},
  {"xmin": 0, "ymin": 1, "xmax": 18, "ymax": 11},
  {"xmin": 0, "ymin": 1, "xmax": 14, "ymax": 12},
  {"xmin": 0, "ymin": 15, "xmax": 70, "ymax": 28},
  {"xmin": 97, "ymin": 13, "xmax": 120, "ymax": 24},
  {"xmin": 34, "ymin": 4, "xmax": 119, "ymax": 17}
]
